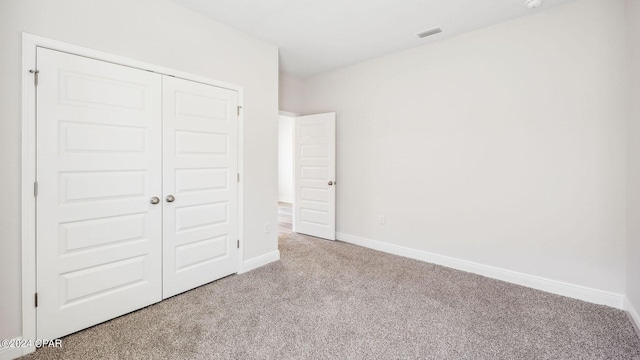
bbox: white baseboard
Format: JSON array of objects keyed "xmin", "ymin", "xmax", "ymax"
[
  {"xmin": 336, "ymin": 232, "xmax": 624, "ymax": 309},
  {"xmin": 624, "ymin": 296, "xmax": 640, "ymax": 335},
  {"xmin": 0, "ymin": 338, "xmax": 26, "ymax": 360},
  {"xmin": 278, "ymin": 197, "xmax": 293, "ymax": 204},
  {"xmin": 240, "ymin": 250, "xmax": 280, "ymax": 274}
]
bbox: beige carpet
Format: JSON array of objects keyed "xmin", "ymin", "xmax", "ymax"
[{"xmin": 22, "ymin": 233, "xmax": 640, "ymax": 359}]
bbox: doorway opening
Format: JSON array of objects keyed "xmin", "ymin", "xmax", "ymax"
[
  {"xmin": 278, "ymin": 112, "xmax": 296, "ymax": 238},
  {"xmin": 278, "ymin": 111, "xmax": 336, "ymax": 240}
]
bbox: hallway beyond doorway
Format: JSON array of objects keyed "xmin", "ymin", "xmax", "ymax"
[{"xmin": 278, "ymin": 202, "xmax": 293, "ymax": 237}]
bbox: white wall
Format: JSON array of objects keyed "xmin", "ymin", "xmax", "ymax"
[
  {"xmin": 278, "ymin": 116, "xmax": 295, "ymax": 203},
  {"xmin": 279, "ymin": 72, "xmax": 305, "ymax": 114},
  {"xmin": 301, "ymin": 0, "xmax": 628, "ymax": 295},
  {"xmin": 0, "ymin": 0, "xmax": 278, "ymax": 343},
  {"xmin": 626, "ymin": 0, "xmax": 640, "ymax": 325}
]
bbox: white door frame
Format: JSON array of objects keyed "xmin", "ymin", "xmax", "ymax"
[{"xmin": 21, "ymin": 33, "xmax": 245, "ymax": 357}]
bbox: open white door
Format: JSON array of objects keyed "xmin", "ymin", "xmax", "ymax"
[
  {"xmin": 293, "ymin": 113, "xmax": 336, "ymax": 240},
  {"xmin": 36, "ymin": 48, "xmax": 163, "ymax": 339}
]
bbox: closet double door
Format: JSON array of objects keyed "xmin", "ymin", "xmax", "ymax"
[{"xmin": 36, "ymin": 48, "xmax": 238, "ymax": 340}]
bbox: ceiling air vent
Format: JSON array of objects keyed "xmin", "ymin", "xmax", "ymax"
[{"xmin": 416, "ymin": 27, "xmax": 443, "ymax": 39}]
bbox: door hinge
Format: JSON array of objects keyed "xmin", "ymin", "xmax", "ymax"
[
  {"xmin": 35, "ymin": 293, "xmax": 38, "ymax": 308},
  {"xmin": 237, "ymin": 173, "xmax": 240, "ymax": 183},
  {"xmin": 237, "ymin": 239, "xmax": 240, "ymax": 249},
  {"xmin": 34, "ymin": 181, "xmax": 38, "ymax": 197},
  {"xmin": 237, "ymin": 106, "xmax": 242, "ymax": 116},
  {"xmin": 29, "ymin": 69, "xmax": 39, "ymax": 86}
]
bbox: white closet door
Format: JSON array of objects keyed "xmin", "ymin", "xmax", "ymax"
[
  {"xmin": 36, "ymin": 48, "xmax": 163, "ymax": 339},
  {"xmin": 162, "ymin": 76, "xmax": 239, "ymax": 299},
  {"xmin": 294, "ymin": 113, "xmax": 336, "ymax": 240}
]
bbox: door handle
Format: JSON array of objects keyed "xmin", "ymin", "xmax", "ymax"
[
  {"xmin": 150, "ymin": 196, "xmax": 160, "ymax": 205},
  {"xmin": 328, "ymin": 181, "xmax": 334, "ymax": 186},
  {"xmin": 166, "ymin": 195, "xmax": 175, "ymax": 203}
]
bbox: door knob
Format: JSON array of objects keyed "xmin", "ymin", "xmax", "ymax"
[
  {"xmin": 150, "ymin": 196, "xmax": 160, "ymax": 204},
  {"xmin": 328, "ymin": 181, "xmax": 334, "ymax": 186},
  {"xmin": 166, "ymin": 195, "xmax": 175, "ymax": 203}
]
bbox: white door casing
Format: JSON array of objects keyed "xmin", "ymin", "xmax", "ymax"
[
  {"xmin": 36, "ymin": 48, "xmax": 163, "ymax": 339},
  {"xmin": 294, "ymin": 113, "xmax": 336, "ymax": 240},
  {"xmin": 162, "ymin": 76, "xmax": 239, "ymax": 298}
]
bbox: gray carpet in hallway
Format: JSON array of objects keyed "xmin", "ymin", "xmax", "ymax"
[{"xmin": 22, "ymin": 233, "xmax": 640, "ymax": 359}]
